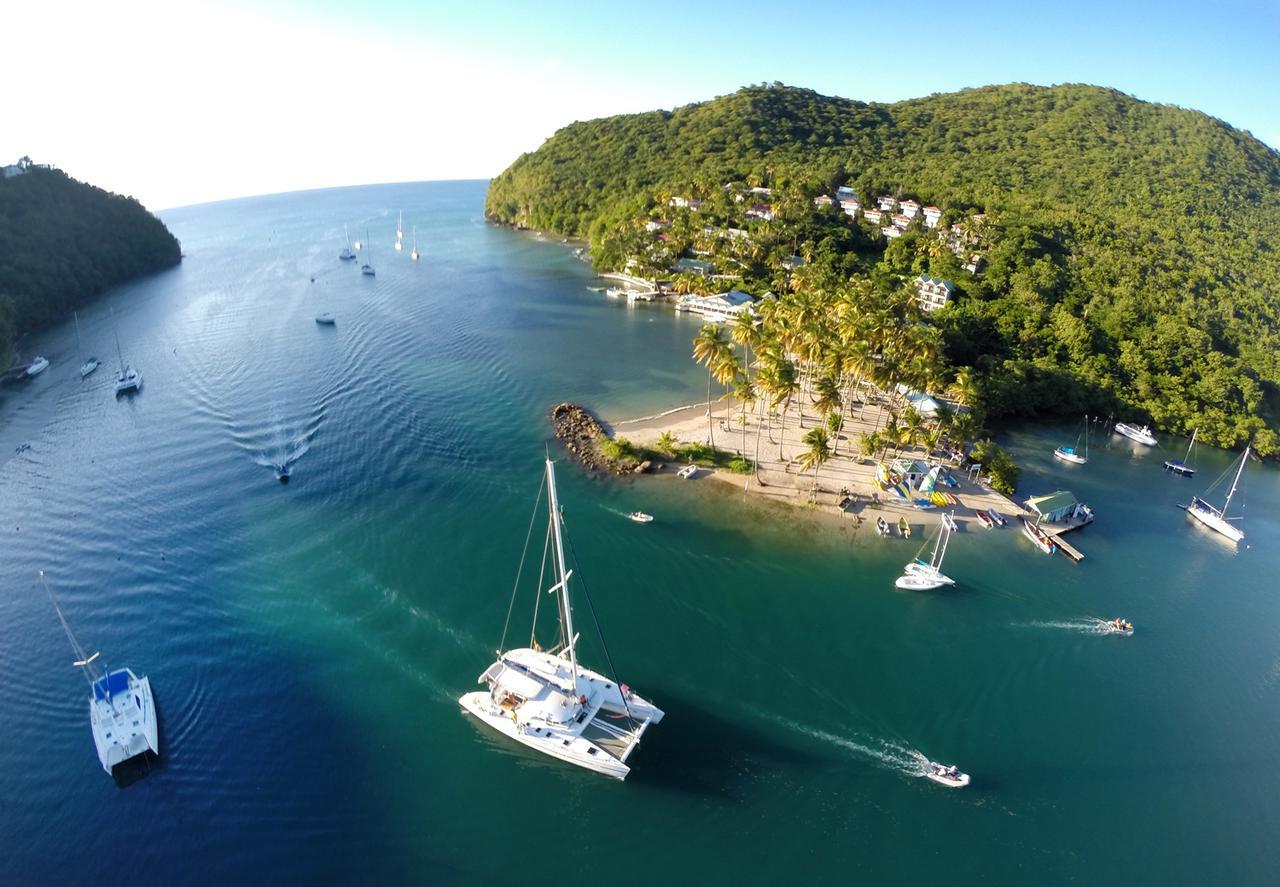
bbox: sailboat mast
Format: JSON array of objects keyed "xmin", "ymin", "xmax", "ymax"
[
  {"xmin": 1221, "ymin": 445, "xmax": 1249, "ymax": 516},
  {"xmin": 111, "ymin": 306, "xmax": 125, "ymax": 373},
  {"xmin": 937, "ymin": 514, "xmax": 952, "ymax": 566},
  {"xmin": 1185, "ymin": 428, "xmax": 1197, "ymax": 462},
  {"xmin": 544, "ymin": 459, "xmax": 578, "ymax": 681},
  {"xmin": 38, "ymin": 571, "xmax": 98, "ymax": 688}
]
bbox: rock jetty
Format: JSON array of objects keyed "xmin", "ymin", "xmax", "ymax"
[{"xmin": 549, "ymin": 402, "xmax": 646, "ymax": 476}]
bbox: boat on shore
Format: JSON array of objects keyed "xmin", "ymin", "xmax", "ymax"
[
  {"xmin": 1184, "ymin": 445, "xmax": 1249, "ymax": 543},
  {"xmin": 876, "ymin": 516, "xmax": 890, "ymax": 536},
  {"xmin": 676, "ymin": 464, "xmax": 698, "ymax": 479},
  {"xmin": 1021, "ymin": 517, "xmax": 1057, "ymax": 555},
  {"xmin": 987, "ymin": 508, "xmax": 1007, "ymax": 527},
  {"xmin": 924, "ymin": 761, "xmax": 970, "ymax": 788},
  {"xmin": 897, "ymin": 517, "xmax": 911, "ymax": 538},
  {"xmin": 1115, "ymin": 422, "xmax": 1157, "ymax": 446},
  {"xmin": 975, "ymin": 510, "xmax": 995, "ymax": 529},
  {"xmin": 1164, "ymin": 428, "xmax": 1197, "ymax": 477},
  {"xmin": 459, "ymin": 458, "xmax": 664, "ymax": 780}
]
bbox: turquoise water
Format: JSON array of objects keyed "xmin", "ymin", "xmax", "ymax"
[{"xmin": 2, "ymin": 181, "xmax": 1278, "ymax": 885}]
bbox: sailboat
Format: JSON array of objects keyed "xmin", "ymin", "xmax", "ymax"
[
  {"xmin": 75, "ymin": 311, "xmax": 99, "ymax": 378},
  {"xmin": 459, "ymin": 458, "xmax": 664, "ymax": 780},
  {"xmin": 1164, "ymin": 428, "xmax": 1198, "ymax": 477},
  {"xmin": 361, "ymin": 229, "xmax": 376, "ymax": 277},
  {"xmin": 39, "ymin": 571, "xmax": 158, "ymax": 774},
  {"xmin": 394, "ymin": 210, "xmax": 403, "ymax": 251},
  {"xmin": 339, "ymin": 224, "xmax": 356, "ymax": 261},
  {"xmin": 1054, "ymin": 415, "xmax": 1088, "ymax": 464},
  {"xmin": 895, "ymin": 512, "xmax": 957, "ymax": 590},
  {"xmin": 110, "ymin": 306, "xmax": 141, "ymax": 395},
  {"xmin": 410, "ymin": 225, "xmax": 419, "ymax": 262},
  {"xmin": 1184, "ymin": 445, "xmax": 1249, "ymax": 543}
]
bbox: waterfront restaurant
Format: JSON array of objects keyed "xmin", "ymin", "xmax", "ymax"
[{"xmin": 1026, "ymin": 490, "xmax": 1092, "ymax": 524}]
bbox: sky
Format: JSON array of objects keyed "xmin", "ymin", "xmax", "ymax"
[{"xmin": 5, "ymin": 0, "xmax": 1279, "ymax": 210}]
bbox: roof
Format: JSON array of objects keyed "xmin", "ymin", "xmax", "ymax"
[
  {"xmin": 1027, "ymin": 490, "xmax": 1079, "ymax": 515},
  {"xmin": 916, "ymin": 275, "xmax": 955, "ymax": 293}
]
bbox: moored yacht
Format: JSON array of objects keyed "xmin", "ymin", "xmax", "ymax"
[
  {"xmin": 110, "ymin": 307, "xmax": 141, "ymax": 395},
  {"xmin": 895, "ymin": 513, "xmax": 956, "ymax": 590},
  {"xmin": 460, "ymin": 458, "xmax": 664, "ymax": 780},
  {"xmin": 339, "ymin": 224, "xmax": 357, "ymax": 261},
  {"xmin": 1164, "ymin": 428, "xmax": 1198, "ymax": 477},
  {"xmin": 361, "ymin": 228, "xmax": 376, "ymax": 276},
  {"xmin": 1115, "ymin": 422, "xmax": 1157, "ymax": 446},
  {"xmin": 1184, "ymin": 445, "xmax": 1249, "ymax": 543},
  {"xmin": 1054, "ymin": 414, "xmax": 1089, "ymax": 464}
]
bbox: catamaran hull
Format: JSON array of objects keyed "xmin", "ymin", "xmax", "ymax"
[
  {"xmin": 1186, "ymin": 503, "xmax": 1244, "ymax": 543},
  {"xmin": 90, "ymin": 674, "xmax": 158, "ymax": 774}
]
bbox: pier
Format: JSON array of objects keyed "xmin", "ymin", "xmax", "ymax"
[{"xmin": 1039, "ymin": 515, "xmax": 1092, "ymax": 563}]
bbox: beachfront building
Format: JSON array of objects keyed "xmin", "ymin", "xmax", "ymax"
[
  {"xmin": 675, "ymin": 288, "xmax": 761, "ymax": 321},
  {"xmin": 1026, "ymin": 490, "xmax": 1094, "ymax": 525},
  {"xmin": 899, "ymin": 199, "xmax": 920, "ymax": 219},
  {"xmin": 915, "ymin": 275, "xmax": 955, "ymax": 312},
  {"xmin": 672, "ymin": 257, "xmax": 716, "ymax": 277},
  {"xmin": 923, "ymin": 206, "xmax": 942, "ymax": 228},
  {"xmin": 877, "ymin": 195, "xmax": 897, "ymax": 212}
]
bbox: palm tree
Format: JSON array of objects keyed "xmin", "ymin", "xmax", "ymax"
[
  {"xmin": 655, "ymin": 430, "xmax": 678, "ymax": 459},
  {"xmin": 731, "ymin": 373, "xmax": 756, "ymax": 458},
  {"xmin": 798, "ymin": 427, "xmax": 832, "ymax": 500},
  {"xmin": 693, "ymin": 324, "xmax": 730, "ymax": 449},
  {"xmin": 826, "ymin": 410, "xmax": 843, "ymax": 455}
]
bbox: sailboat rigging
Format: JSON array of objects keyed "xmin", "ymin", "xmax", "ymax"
[
  {"xmin": 894, "ymin": 512, "xmax": 957, "ymax": 589},
  {"xmin": 110, "ymin": 305, "xmax": 141, "ymax": 395},
  {"xmin": 1054, "ymin": 415, "xmax": 1088, "ymax": 464},
  {"xmin": 1184, "ymin": 444, "xmax": 1249, "ymax": 543},
  {"xmin": 1164, "ymin": 428, "xmax": 1198, "ymax": 477},
  {"xmin": 361, "ymin": 228, "xmax": 376, "ymax": 276}
]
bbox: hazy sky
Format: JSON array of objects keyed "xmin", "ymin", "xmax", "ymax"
[{"xmin": 6, "ymin": 0, "xmax": 1278, "ymax": 210}]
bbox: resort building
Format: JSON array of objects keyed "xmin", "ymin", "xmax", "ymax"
[
  {"xmin": 1026, "ymin": 490, "xmax": 1094, "ymax": 525},
  {"xmin": 899, "ymin": 199, "xmax": 920, "ymax": 219},
  {"xmin": 669, "ymin": 196, "xmax": 704, "ymax": 210},
  {"xmin": 746, "ymin": 203, "xmax": 776, "ymax": 221},
  {"xmin": 964, "ymin": 255, "xmax": 986, "ymax": 275},
  {"xmin": 877, "ymin": 195, "xmax": 897, "ymax": 212},
  {"xmin": 644, "ymin": 219, "xmax": 670, "ymax": 232},
  {"xmin": 882, "ymin": 226, "xmax": 903, "ymax": 239},
  {"xmin": 781, "ymin": 255, "xmax": 805, "ymax": 271},
  {"xmin": 895, "ymin": 385, "xmax": 954, "ymax": 419},
  {"xmin": 891, "ymin": 213, "xmax": 912, "ymax": 228},
  {"xmin": 839, "ymin": 197, "xmax": 861, "ymax": 218},
  {"xmin": 863, "ymin": 208, "xmax": 883, "ymax": 224},
  {"xmin": 837, "ymin": 186, "xmax": 858, "ymax": 201},
  {"xmin": 915, "ymin": 275, "xmax": 955, "ymax": 312},
  {"xmin": 672, "ymin": 257, "xmax": 716, "ymax": 276},
  {"xmin": 749, "ymin": 186, "xmax": 773, "ymax": 197},
  {"xmin": 813, "ymin": 194, "xmax": 835, "ymax": 207},
  {"xmin": 675, "ymin": 288, "xmax": 761, "ymax": 321},
  {"xmin": 922, "ymin": 206, "xmax": 942, "ymax": 228}
]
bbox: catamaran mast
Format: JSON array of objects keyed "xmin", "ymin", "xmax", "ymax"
[
  {"xmin": 544, "ymin": 459, "xmax": 578, "ymax": 681},
  {"xmin": 1221, "ymin": 445, "xmax": 1249, "ymax": 517},
  {"xmin": 38, "ymin": 571, "xmax": 100, "ymax": 689},
  {"xmin": 110, "ymin": 306, "xmax": 125, "ymax": 374}
]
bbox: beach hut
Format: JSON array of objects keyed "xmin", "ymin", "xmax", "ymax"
[{"xmin": 1026, "ymin": 490, "xmax": 1092, "ymax": 524}]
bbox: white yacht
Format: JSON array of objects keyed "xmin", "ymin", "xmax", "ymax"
[
  {"xmin": 40, "ymin": 571, "xmax": 158, "ymax": 774},
  {"xmin": 361, "ymin": 228, "xmax": 376, "ymax": 276},
  {"xmin": 1115, "ymin": 422, "xmax": 1157, "ymax": 446},
  {"xmin": 460, "ymin": 459, "xmax": 664, "ymax": 780},
  {"xmin": 110, "ymin": 307, "xmax": 141, "ymax": 395},
  {"xmin": 26, "ymin": 356, "xmax": 50, "ymax": 376},
  {"xmin": 339, "ymin": 224, "xmax": 357, "ymax": 261},
  {"xmin": 75, "ymin": 312, "xmax": 99, "ymax": 378},
  {"xmin": 895, "ymin": 512, "xmax": 956, "ymax": 590},
  {"xmin": 1185, "ymin": 445, "xmax": 1249, "ymax": 543}
]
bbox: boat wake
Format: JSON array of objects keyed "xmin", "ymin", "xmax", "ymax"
[
  {"xmin": 763, "ymin": 714, "xmax": 930, "ymax": 778},
  {"xmin": 1025, "ymin": 619, "xmax": 1119, "ymax": 635}
]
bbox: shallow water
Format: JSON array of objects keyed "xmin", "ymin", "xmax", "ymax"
[{"xmin": 2, "ymin": 181, "xmax": 1278, "ymax": 885}]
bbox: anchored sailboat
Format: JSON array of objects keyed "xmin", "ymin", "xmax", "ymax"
[
  {"xmin": 39, "ymin": 571, "xmax": 157, "ymax": 774},
  {"xmin": 1054, "ymin": 415, "xmax": 1088, "ymax": 464},
  {"xmin": 339, "ymin": 224, "xmax": 356, "ymax": 261},
  {"xmin": 410, "ymin": 225, "xmax": 419, "ymax": 262},
  {"xmin": 895, "ymin": 512, "xmax": 957, "ymax": 590},
  {"xmin": 361, "ymin": 228, "xmax": 376, "ymax": 277},
  {"xmin": 1164, "ymin": 428, "xmax": 1198, "ymax": 477},
  {"xmin": 110, "ymin": 306, "xmax": 141, "ymax": 395},
  {"xmin": 459, "ymin": 458, "xmax": 664, "ymax": 779},
  {"xmin": 1184, "ymin": 445, "xmax": 1249, "ymax": 543},
  {"xmin": 394, "ymin": 210, "xmax": 403, "ymax": 251}
]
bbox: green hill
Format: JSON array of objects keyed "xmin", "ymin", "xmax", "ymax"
[
  {"xmin": 0, "ymin": 160, "xmax": 181, "ymax": 369},
  {"xmin": 486, "ymin": 83, "xmax": 1280, "ymax": 452}
]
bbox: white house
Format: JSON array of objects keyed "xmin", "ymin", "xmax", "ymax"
[
  {"xmin": 877, "ymin": 195, "xmax": 897, "ymax": 212},
  {"xmin": 891, "ymin": 213, "xmax": 911, "ymax": 228},
  {"xmin": 746, "ymin": 203, "xmax": 775, "ymax": 221},
  {"xmin": 839, "ymin": 197, "xmax": 860, "ymax": 218},
  {"xmin": 922, "ymin": 206, "xmax": 942, "ymax": 228},
  {"xmin": 669, "ymin": 196, "xmax": 704, "ymax": 210},
  {"xmin": 645, "ymin": 219, "xmax": 670, "ymax": 232},
  {"xmin": 676, "ymin": 288, "xmax": 760, "ymax": 321},
  {"xmin": 899, "ymin": 199, "xmax": 920, "ymax": 219},
  {"xmin": 882, "ymin": 226, "xmax": 903, "ymax": 239},
  {"xmin": 863, "ymin": 208, "xmax": 883, "ymax": 224},
  {"xmin": 915, "ymin": 275, "xmax": 955, "ymax": 312},
  {"xmin": 673, "ymin": 257, "xmax": 716, "ymax": 276},
  {"xmin": 813, "ymin": 194, "xmax": 835, "ymax": 207}
]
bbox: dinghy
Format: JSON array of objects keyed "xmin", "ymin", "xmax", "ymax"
[
  {"xmin": 627, "ymin": 511, "xmax": 653, "ymax": 523},
  {"xmin": 925, "ymin": 761, "xmax": 970, "ymax": 788}
]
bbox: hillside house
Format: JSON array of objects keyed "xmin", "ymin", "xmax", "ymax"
[
  {"xmin": 915, "ymin": 275, "xmax": 955, "ymax": 312},
  {"xmin": 922, "ymin": 206, "xmax": 942, "ymax": 228}
]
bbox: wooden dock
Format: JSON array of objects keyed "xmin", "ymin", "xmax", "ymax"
[{"xmin": 1040, "ymin": 517, "xmax": 1091, "ymax": 563}]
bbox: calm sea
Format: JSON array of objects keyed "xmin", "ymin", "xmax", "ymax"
[{"xmin": 1, "ymin": 180, "xmax": 1278, "ymax": 885}]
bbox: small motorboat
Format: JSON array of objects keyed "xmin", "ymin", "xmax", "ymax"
[
  {"xmin": 987, "ymin": 508, "xmax": 1007, "ymax": 527},
  {"xmin": 1021, "ymin": 517, "xmax": 1057, "ymax": 555},
  {"xmin": 975, "ymin": 510, "xmax": 995, "ymax": 529},
  {"xmin": 898, "ymin": 517, "xmax": 911, "ymax": 539},
  {"xmin": 315, "ymin": 313, "xmax": 336, "ymax": 325},
  {"xmin": 26, "ymin": 356, "xmax": 50, "ymax": 377},
  {"xmin": 676, "ymin": 464, "xmax": 698, "ymax": 479},
  {"xmin": 1115, "ymin": 422, "xmax": 1157, "ymax": 446},
  {"xmin": 925, "ymin": 761, "xmax": 970, "ymax": 788},
  {"xmin": 627, "ymin": 511, "xmax": 653, "ymax": 523},
  {"xmin": 276, "ymin": 464, "xmax": 291, "ymax": 484},
  {"xmin": 1105, "ymin": 618, "xmax": 1133, "ymax": 636},
  {"xmin": 1053, "ymin": 446, "xmax": 1086, "ymax": 464},
  {"xmin": 876, "ymin": 516, "xmax": 891, "ymax": 536}
]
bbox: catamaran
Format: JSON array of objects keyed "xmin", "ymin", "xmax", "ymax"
[
  {"xmin": 394, "ymin": 210, "xmax": 404, "ymax": 251},
  {"xmin": 895, "ymin": 513, "xmax": 956, "ymax": 590},
  {"xmin": 39, "ymin": 571, "xmax": 157, "ymax": 774},
  {"xmin": 1164, "ymin": 428, "xmax": 1198, "ymax": 477},
  {"xmin": 460, "ymin": 458, "xmax": 664, "ymax": 780},
  {"xmin": 410, "ymin": 225, "xmax": 420, "ymax": 262},
  {"xmin": 361, "ymin": 229, "xmax": 376, "ymax": 276},
  {"xmin": 110, "ymin": 307, "xmax": 141, "ymax": 395},
  {"xmin": 1184, "ymin": 445, "xmax": 1249, "ymax": 543},
  {"xmin": 1115, "ymin": 422, "xmax": 1157, "ymax": 446},
  {"xmin": 339, "ymin": 224, "xmax": 357, "ymax": 261},
  {"xmin": 75, "ymin": 311, "xmax": 99, "ymax": 378},
  {"xmin": 1054, "ymin": 415, "xmax": 1089, "ymax": 464}
]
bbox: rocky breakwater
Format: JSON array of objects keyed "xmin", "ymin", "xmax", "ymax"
[{"xmin": 549, "ymin": 402, "xmax": 650, "ymax": 476}]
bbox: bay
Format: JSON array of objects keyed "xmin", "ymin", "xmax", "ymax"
[{"xmin": 1, "ymin": 180, "xmax": 1278, "ymax": 885}]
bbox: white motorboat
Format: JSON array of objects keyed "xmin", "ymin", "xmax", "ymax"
[
  {"xmin": 1054, "ymin": 414, "xmax": 1089, "ymax": 464},
  {"xmin": 460, "ymin": 459, "xmax": 664, "ymax": 780},
  {"xmin": 75, "ymin": 312, "xmax": 99, "ymax": 378},
  {"xmin": 1103, "ymin": 618, "xmax": 1134, "ymax": 636},
  {"xmin": 1115, "ymin": 422, "xmax": 1157, "ymax": 446},
  {"xmin": 676, "ymin": 464, "xmax": 698, "ymax": 479},
  {"xmin": 110, "ymin": 306, "xmax": 141, "ymax": 395},
  {"xmin": 895, "ymin": 513, "xmax": 956, "ymax": 590},
  {"xmin": 339, "ymin": 224, "xmax": 357, "ymax": 261},
  {"xmin": 315, "ymin": 313, "xmax": 336, "ymax": 325},
  {"xmin": 1184, "ymin": 445, "xmax": 1248, "ymax": 543},
  {"xmin": 40, "ymin": 571, "xmax": 158, "ymax": 774},
  {"xmin": 361, "ymin": 228, "xmax": 376, "ymax": 276},
  {"xmin": 26, "ymin": 356, "xmax": 50, "ymax": 376},
  {"xmin": 1164, "ymin": 428, "xmax": 1197, "ymax": 477},
  {"xmin": 627, "ymin": 511, "xmax": 653, "ymax": 523},
  {"xmin": 924, "ymin": 761, "xmax": 970, "ymax": 788}
]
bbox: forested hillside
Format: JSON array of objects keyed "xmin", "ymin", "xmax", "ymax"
[
  {"xmin": 0, "ymin": 161, "xmax": 181, "ymax": 369},
  {"xmin": 486, "ymin": 83, "xmax": 1280, "ymax": 452}
]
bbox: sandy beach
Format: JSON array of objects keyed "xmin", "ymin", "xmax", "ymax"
[{"xmin": 608, "ymin": 390, "xmax": 1027, "ymax": 534}]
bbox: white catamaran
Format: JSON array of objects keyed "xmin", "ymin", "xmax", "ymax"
[
  {"xmin": 460, "ymin": 458, "xmax": 664, "ymax": 780},
  {"xmin": 895, "ymin": 512, "xmax": 957, "ymax": 590},
  {"xmin": 39, "ymin": 571, "xmax": 158, "ymax": 774},
  {"xmin": 110, "ymin": 306, "xmax": 141, "ymax": 395},
  {"xmin": 1185, "ymin": 445, "xmax": 1249, "ymax": 543}
]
